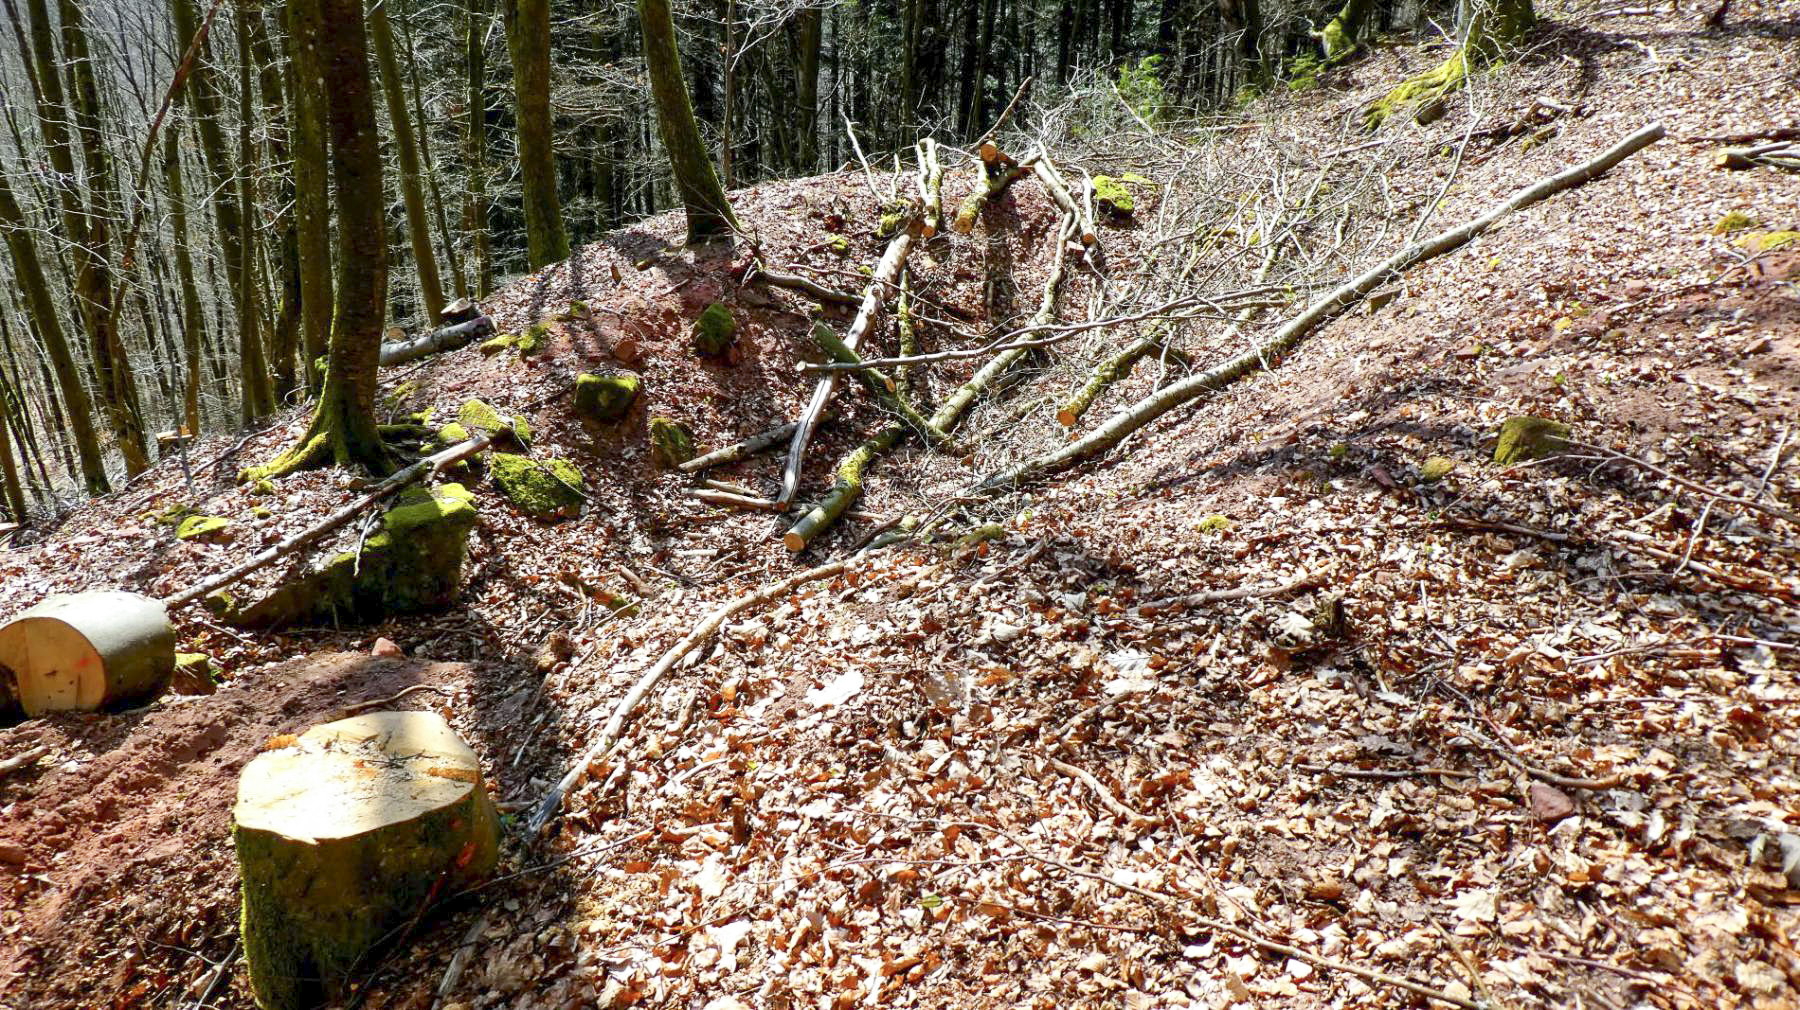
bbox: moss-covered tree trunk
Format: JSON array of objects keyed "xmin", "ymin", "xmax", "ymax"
[
  {"xmin": 466, "ymin": 0, "xmax": 493, "ymax": 296},
  {"xmin": 284, "ymin": 0, "xmax": 332, "ymax": 391},
  {"xmin": 251, "ymin": 0, "xmax": 393, "ymax": 479},
  {"xmin": 0, "ymin": 162, "xmax": 109, "ymax": 495},
  {"xmin": 370, "ymin": 0, "xmax": 448, "ymax": 323},
  {"xmin": 503, "ymin": 0, "xmax": 569, "ymax": 268},
  {"xmin": 1320, "ymin": 0, "xmax": 1373, "ymax": 61},
  {"xmin": 639, "ymin": 0, "xmax": 739, "ymax": 243},
  {"xmin": 1365, "ymin": 0, "xmax": 1534, "ymax": 128}
]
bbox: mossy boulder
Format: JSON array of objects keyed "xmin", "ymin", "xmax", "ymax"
[
  {"xmin": 457, "ymin": 399, "xmax": 530, "ymax": 447},
  {"xmin": 206, "ymin": 484, "xmax": 479, "ymax": 629},
  {"xmin": 176, "ymin": 515, "xmax": 231, "ymax": 541},
  {"xmin": 478, "ymin": 332, "xmax": 517, "ymax": 356},
  {"xmin": 1739, "ymin": 230, "xmax": 1800, "ymax": 254},
  {"xmin": 574, "ymin": 371, "xmax": 640, "ymax": 422},
  {"xmin": 1494, "ymin": 416, "xmax": 1570, "ymax": 464},
  {"xmin": 649, "ymin": 417, "xmax": 695, "ymax": 469},
  {"xmin": 514, "ymin": 322, "xmax": 552, "ymax": 356},
  {"xmin": 1420, "ymin": 456, "xmax": 1456, "ymax": 482},
  {"xmin": 1093, "ymin": 176, "xmax": 1135, "ymax": 218},
  {"xmin": 1713, "ymin": 211, "xmax": 1759, "ymax": 235},
  {"xmin": 490, "ymin": 453, "xmax": 585, "ymax": 519},
  {"xmin": 436, "ymin": 422, "xmax": 470, "ymax": 446},
  {"xmin": 692, "ymin": 303, "xmax": 736, "ymax": 357},
  {"xmin": 172, "ymin": 652, "xmax": 217, "ymax": 695}
]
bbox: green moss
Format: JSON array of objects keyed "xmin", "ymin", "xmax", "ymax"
[
  {"xmin": 568, "ymin": 300, "xmax": 591, "ymax": 319},
  {"xmin": 489, "ymin": 453, "xmax": 585, "ymax": 519},
  {"xmin": 1420, "ymin": 456, "xmax": 1456, "ymax": 482},
  {"xmin": 1328, "ymin": 442, "xmax": 1350, "ymax": 462},
  {"xmin": 382, "ymin": 381, "xmax": 419, "ymax": 408},
  {"xmin": 478, "ymin": 332, "xmax": 517, "ymax": 356},
  {"xmin": 953, "ymin": 523, "xmax": 1005, "ymax": 550},
  {"xmin": 514, "ymin": 322, "xmax": 551, "ymax": 355},
  {"xmin": 1739, "ymin": 230, "xmax": 1800, "ymax": 253},
  {"xmin": 692, "ymin": 303, "xmax": 736, "ymax": 357},
  {"xmin": 172, "ymin": 652, "xmax": 216, "ymax": 694},
  {"xmin": 155, "ymin": 503, "xmax": 195, "ymax": 526},
  {"xmin": 1364, "ymin": 48, "xmax": 1470, "ymax": 129},
  {"xmin": 176, "ymin": 515, "xmax": 231, "ymax": 540},
  {"xmin": 252, "ymin": 506, "xmax": 272, "ymax": 520},
  {"xmin": 457, "ymin": 399, "xmax": 530, "ymax": 447},
  {"xmin": 649, "ymin": 417, "xmax": 695, "ymax": 469},
  {"xmin": 824, "ymin": 233, "xmax": 850, "ymax": 256},
  {"xmin": 574, "ymin": 372, "xmax": 640, "ymax": 422},
  {"xmin": 1092, "ymin": 176, "xmax": 1135, "ymax": 217},
  {"xmin": 1713, "ymin": 211, "xmax": 1758, "ymax": 235},
  {"xmin": 1197, "ymin": 514, "xmax": 1231, "ymax": 534},
  {"xmin": 1494, "ymin": 416, "xmax": 1569, "ymax": 464},
  {"xmin": 436, "ymin": 422, "xmax": 470, "ymax": 446},
  {"xmin": 210, "ymin": 484, "xmax": 479, "ymax": 629}
]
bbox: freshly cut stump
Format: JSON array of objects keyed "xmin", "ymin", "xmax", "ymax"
[
  {"xmin": 0, "ymin": 591, "xmax": 174, "ymax": 717},
  {"xmin": 233, "ymin": 711, "xmax": 500, "ymax": 1010}
]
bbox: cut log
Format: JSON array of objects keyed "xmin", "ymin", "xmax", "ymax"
[
  {"xmin": 378, "ymin": 315, "xmax": 497, "ymax": 367},
  {"xmin": 916, "ymin": 139, "xmax": 944, "ymax": 238},
  {"xmin": 235, "ymin": 710, "xmax": 499, "ymax": 1010},
  {"xmin": 952, "ymin": 147, "xmax": 1035, "ymax": 235},
  {"xmin": 680, "ymin": 422, "xmax": 800, "ymax": 473},
  {"xmin": 1033, "ymin": 156, "xmax": 1097, "ymax": 246},
  {"xmin": 0, "ymin": 591, "xmax": 173, "ymax": 716},
  {"xmin": 1056, "ymin": 335, "xmax": 1189, "ymax": 427},
  {"xmin": 438, "ymin": 297, "xmax": 482, "ymax": 325}
]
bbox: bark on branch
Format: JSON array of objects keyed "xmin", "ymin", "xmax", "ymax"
[
  {"xmin": 377, "ymin": 315, "xmax": 496, "ymax": 366},
  {"xmin": 977, "ymin": 123, "xmax": 1666, "ymax": 491}
]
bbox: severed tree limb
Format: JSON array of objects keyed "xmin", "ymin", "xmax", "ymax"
[
  {"xmin": 162, "ymin": 433, "xmax": 498, "ymax": 609},
  {"xmin": 916, "ymin": 139, "xmax": 944, "ymax": 237},
  {"xmin": 778, "ymin": 228, "xmax": 916, "ymax": 506},
  {"xmin": 526, "ymin": 557, "xmax": 858, "ymax": 836},
  {"xmin": 807, "ymin": 323, "xmax": 959, "ymax": 449},
  {"xmin": 952, "ymin": 145, "xmax": 1037, "ymax": 235},
  {"xmin": 1056, "ymin": 333, "xmax": 1190, "ymax": 427},
  {"xmin": 680, "ymin": 422, "xmax": 800, "ymax": 473},
  {"xmin": 748, "ymin": 264, "xmax": 861, "ymax": 307},
  {"xmin": 895, "ymin": 268, "xmax": 919, "ymax": 400},
  {"xmin": 0, "ymin": 744, "xmax": 51, "ymax": 780},
  {"xmin": 1033, "ymin": 154, "xmax": 1097, "ymax": 246},
  {"xmin": 977, "ymin": 122, "xmax": 1666, "ymax": 492},
  {"xmin": 377, "ymin": 315, "xmax": 496, "ymax": 366},
  {"xmin": 1715, "ymin": 141, "xmax": 1800, "ymax": 173}
]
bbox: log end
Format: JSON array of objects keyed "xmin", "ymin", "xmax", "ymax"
[
  {"xmin": 0, "ymin": 591, "xmax": 174, "ymax": 716},
  {"xmin": 1055, "ymin": 407, "xmax": 1080, "ymax": 428},
  {"xmin": 782, "ymin": 531, "xmax": 809, "ymax": 553}
]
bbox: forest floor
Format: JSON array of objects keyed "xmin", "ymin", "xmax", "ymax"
[{"xmin": 4, "ymin": 2, "xmax": 1800, "ymax": 1008}]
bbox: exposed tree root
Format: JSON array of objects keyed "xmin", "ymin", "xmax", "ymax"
[{"xmin": 978, "ymin": 123, "xmax": 1665, "ymax": 492}]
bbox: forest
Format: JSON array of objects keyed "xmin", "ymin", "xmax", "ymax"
[{"xmin": 0, "ymin": 0, "xmax": 1797, "ymax": 1007}]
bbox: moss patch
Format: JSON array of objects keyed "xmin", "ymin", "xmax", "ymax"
[
  {"xmin": 457, "ymin": 399, "xmax": 530, "ymax": 447},
  {"xmin": 478, "ymin": 332, "xmax": 517, "ymax": 356},
  {"xmin": 490, "ymin": 453, "xmax": 585, "ymax": 519},
  {"xmin": 209, "ymin": 484, "xmax": 479, "ymax": 629},
  {"xmin": 1420, "ymin": 456, "xmax": 1456, "ymax": 482},
  {"xmin": 1196, "ymin": 514, "xmax": 1231, "ymax": 534},
  {"xmin": 692, "ymin": 303, "xmax": 737, "ymax": 357},
  {"xmin": 650, "ymin": 417, "xmax": 695, "ymax": 469},
  {"xmin": 1494, "ymin": 416, "xmax": 1570, "ymax": 464},
  {"xmin": 574, "ymin": 372, "xmax": 640, "ymax": 422},
  {"xmin": 1092, "ymin": 176, "xmax": 1135, "ymax": 218},
  {"xmin": 823, "ymin": 233, "xmax": 850, "ymax": 256},
  {"xmin": 1712, "ymin": 210, "xmax": 1758, "ymax": 235},
  {"xmin": 176, "ymin": 515, "xmax": 231, "ymax": 541},
  {"xmin": 1739, "ymin": 230, "xmax": 1800, "ymax": 253},
  {"xmin": 514, "ymin": 322, "xmax": 552, "ymax": 356},
  {"xmin": 172, "ymin": 652, "xmax": 217, "ymax": 695}
]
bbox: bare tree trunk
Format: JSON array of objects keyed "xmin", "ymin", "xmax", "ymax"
[
  {"xmin": 503, "ymin": 0, "xmax": 569, "ymax": 268},
  {"xmin": 370, "ymin": 0, "xmax": 448, "ymax": 323},
  {"xmin": 465, "ymin": 0, "xmax": 492, "ymax": 295},
  {"xmin": 285, "ymin": 0, "xmax": 332, "ymax": 390},
  {"xmin": 639, "ymin": 0, "xmax": 738, "ymax": 243}
]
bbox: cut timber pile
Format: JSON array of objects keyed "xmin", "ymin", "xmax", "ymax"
[
  {"xmin": 0, "ymin": 591, "xmax": 173, "ymax": 717},
  {"xmin": 234, "ymin": 710, "xmax": 499, "ymax": 1010}
]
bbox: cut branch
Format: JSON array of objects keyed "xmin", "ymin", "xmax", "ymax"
[
  {"xmin": 952, "ymin": 145, "xmax": 1036, "ymax": 234},
  {"xmin": 680, "ymin": 422, "xmax": 800, "ymax": 473},
  {"xmin": 978, "ymin": 123, "xmax": 1666, "ymax": 491},
  {"xmin": 748, "ymin": 264, "xmax": 861, "ymax": 307},
  {"xmin": 377, "ymin": 315, "xmax": 496, "ymax": 366}
]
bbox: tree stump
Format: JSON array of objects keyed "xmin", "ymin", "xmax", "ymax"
[
  {"xmin": 0, "ymin": 591, "xmax": 173, "ymax": 717},
  {"xmin": 233, "ymin": 710, "xmax": 500, "ymax": 1010}
]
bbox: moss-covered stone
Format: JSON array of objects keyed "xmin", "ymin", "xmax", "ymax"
[
  {"xmin": 823, "ymin": 233, "xmax": 850, "ymax": 256},
  {"xmin": 251, "ymin": 506, "xmax": 272, "ymax": 520},
  {"xmin": 1197, "ymin": 513, "xmax": 1231, "ymax": 534},
  {"xmin": 692, "ymin": 303, "xmax": 736, "ymax": 357},
  {"xmin": 1092, "ymin": 176, "xmax": 1135, "ymax": 218},
  {"xmin": 176, "ymin": 515, "xmax": 231, "ymax": 541},
  {"xmin": 649, "ymin": 417, "xmax": 695, "ymax": 469},
  {"xmin": 514, "ymin": 322, "xmax": 551, "ymax": 355},
  {"xmin": 478, "ymin": 332, "xmax": 517, "ymax": 356},
  {"xmin": 489, "ymin": 452, "xmax": 585, "ymax": 519},
  {"xmin": 1712, "ymin": 210, "xmax": 1758, "ymax": 235},
  {"xmin": 457, "ymin": 399, "xmax": 530, "ymax": 447},
  {"xmin": 1739, "ymin": 230, "xmax": 1800, "ymax": 253},
  {"xmin": 436, "ymin": 422, "xmax": 471, "ymax": 446},
  {"xmin": 209, "ymin": 484, "xmax": 479, "ymax": 629},
  {"xmin": 172, "ymin": 652, "xmax": 217, "ymax": 695},
  {"xmin": 574, "ymin": 371, "xmax": 640, "ymax": 422},
  {"xmin": 1420, "ymin": 456, "xmax": 1456, "ymax": 482},
  {"xmin": 1494, "ymin": 416, "xmax": 1570, "ymax": 464}
]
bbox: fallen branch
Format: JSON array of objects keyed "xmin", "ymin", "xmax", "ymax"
[
  {"xmin": 377, "ymin": 315, "xmax": 496, "ymax": 366},
  {"xmin": 163, "ymin": 433, "xmax": 496, "ymax": 609},
  {"xmin": 342, "ymin": 683, "xmax": 449, "ymax": 715},
  {"xmin": 807, "ymin": 323, "xmax": 958, "ymax": 449},
  {"xmin": 1033, "ymin": 155, "xmax": 1097, "ymax": 246},
  {"xmin": 526, "ymin": 558, "xmax": 858, "ymax": 836},
  {"xmin": 1047, "ymin": 756, "xmax": 1153, "ymax": 827},
  {"xmin": 1134, "ymin": 569, "xmax": 1326, "ymax": 616},
  {"xmin": 0, "ymin": 744, "xmax": 51, "ymax": 779},
  {"xmin": 977, "ymin": 122, "xmax": 1666, "ymax": 491},
  {"xmin": 778, "ymin": 227, "xmax": 915, "ymax": 506},
  {"xmin": 1569, "ymin": 438, "xmax": 1800, "ymax": 527},
  {"xmin": 747, "ymin": 264, "xmax": 860, "ymax": 307},
  {"xmin": 428, "ymin": 914, "xmax": 489, "ymax": 1010},
  {"xmin": 1715, "ymin": 141, "xmax": 1800, "ymax": 173},
  {"xmin": 916, "ymin": 139, "xmax": 944, "ymax": 237},
  {"xmin": 680, "ymin": 422, "xmax": 800, "ymax": 473},
  {"xmin": 952, "ymin": 144, "xmax": 1036, "ymax": 234},
  {"xmin": 1056, "ymin": 335, "xmax": 1188, "ymax": 427}
]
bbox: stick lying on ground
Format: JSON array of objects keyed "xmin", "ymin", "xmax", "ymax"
[
  {"xmin": 680, "ymin": 422, "xmax": 800, "ymax": 474},
  {"xmin": 527, "ymin": 557, "xmax": 858, "ymax": 836},
  {"xmin": 976, "ymin": 122, "xmax": 1666, "ymax": 491},
  {"xmin": 377, "ymin": 315, "xmax": 496, "ymax": 366}
]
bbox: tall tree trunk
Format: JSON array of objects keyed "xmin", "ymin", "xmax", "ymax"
[
  {"xmin": 250, "ymin": 0, "xmax": 392, "ymax": 478},
  {"xmin": 244, "ymin": 0, "xmax": 301, "ymax": 401},
  {"xmin": 286, "ymin": 0, "xmax": 333, "ymax": 386},
  {"xmin": 639, "ymin": 0, "xmax": 738, "ymax": 243},
  {"xmin": 958, "ymin": 0, "xmax": 981, "ymax": 131},
  {"xmin": 0, "ymin": 364, "xmax": 27, "ymax": 521},
  {"xmin": 370, "ymin": 0, "xmax": 448, "ymax": 323},
  {"xmin": 397, "ymin": 0, "xmax": 470, "ymax": 300},
  {"xmin": 0, "ymin": 166, "xmax": 109, "ymax": 494},
  {"xmin": 465, "ymin": 0, "xmax": 492, "ymax": 295},
  {"xmin": 232, "ymin": 0, "xmax": 277, "ymax": 422},
  {"xmin": 164, "ymin": 124, "xmax": 207, "ymax": 434},
  {"xmin": 793, "ymin": 8, "xmax": 822, "ymax": 173},
  {"xmin": 1321, "ymin": 0, "xmax": 1373, "ymax": 60},
  {"xmin": 503, "ymin": 0, "xmax": 569, "ymax": 268}
]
